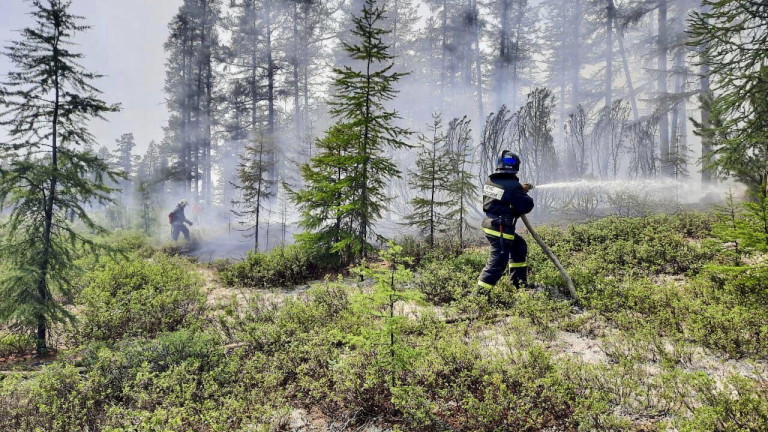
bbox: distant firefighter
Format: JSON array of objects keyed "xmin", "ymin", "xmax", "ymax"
[
  {"xmin": 191, "ymin": 200, "xmax": 204, "ymax": 225},
  {"xmin": 169, "ymin": 199, "xmax": 194, "ymax": 241}
]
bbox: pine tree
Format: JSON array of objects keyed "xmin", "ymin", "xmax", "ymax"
[
  {"xmin": 515, "ymin": 88, "xmax": 558, "ymax": 184},
  {"xmin": 593, "ymin": 99, "xmax": 629, "ymax": 178},
  {"xmin": 349, "ymin": 243, "xmax": 421, "ymax": 387},
  {"xmin": 231, "ymin": 134, "xmax": 276, "ymax": 252},
  {"xmin": 689, "ymin": 2, "xmax": 768, "ymax": 197},
  {"xmin": 164, "ymin": 0, "xmax": 221, "ymax": 203},
  {"xmin": 290, "ymin": 124, "xmax": 359, "ymax": 263},
  {"xmin": 479, "ymin": 105, "xmax": 514, "ymax": 181},
  {"xmin": 295, "ymin": 0, "xmax": 410, "ymax": 262},
  {"xmin": 405, "ymin": 113, "xmax": 452, "ymax": 247},
  {"xmin": 444, "ymin": 116, "xmax": 476, "ymax": 248},
  {"xmin": 0, "ymin": 0, "xmax": 119, "ymax": 353},
  {"xmin": 113, "ymin": 132, "xmax": 136, "ymax": 227},
  {"xmin": 136, "ymin": 142, "xmax": 166, "ymax": 235}
]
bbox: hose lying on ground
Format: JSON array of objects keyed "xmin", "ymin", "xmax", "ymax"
[{"xmin": 520, "ymin": 214, "xmax": 579, "ymax": 302}]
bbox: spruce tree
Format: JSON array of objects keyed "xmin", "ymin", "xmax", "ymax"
[
  {"xmin": 113, "ymin": 132, "xmax": 136, "ymax": 228},
  {"xmin": 294, "ymin": 0, "xmax": 410, "ymax": 262},
  {"xmin": 444, "ymin": 116, "xmax": 476, "ymax": 248},
  {"xmin": 231, "ymin": 134, "xmax": 276, "ymax": 252},
  {"xmin": 164, "ymin": 0, "xmax": 221, "ymax": 203},
  {"xmin": 0, "ymin": 0, "xmax": 119, "ymax": 353},
  {"xmin": 689, "ymin": 2, "xmax": 768, "ymax": 196},
  {"xmin": 290, "ymin": 124, "xmax": 359, "ymax": 263},
  {"xmin": 405, "ymin": 113, "xmax": 452, "ymax": 248}
]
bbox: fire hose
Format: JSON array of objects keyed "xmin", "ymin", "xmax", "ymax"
[{"xmin": 520, "ymin": 185, "xmax": 578, "ymax": 301}]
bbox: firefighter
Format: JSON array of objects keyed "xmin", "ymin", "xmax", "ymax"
[
  {"xmin": 477, "ymin": 151, "xmax": 534, "ymax": 290},
  {"xmin": 169, "ymin": 199, "xmax": 193, "ymax": 241}
]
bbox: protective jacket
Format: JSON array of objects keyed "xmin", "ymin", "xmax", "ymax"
[
  {"xmin": 480, "ymin": 172, "xmax": 534, "ymax": 237},
  {"xmin": 169, "ymin": 205, "xmax": 190, "ymax": 225}
]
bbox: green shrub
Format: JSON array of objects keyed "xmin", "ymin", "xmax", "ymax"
[
  {"xmin": 677, "ymin": 374, "xmax": 768, "ymax": 432},
  {"xmin": 75, "ymin": 254, "xmax": 204, "ymax": 343},
  {"xmin": 396, "ymin": 235, "xmax": 462, "ymax": 266},
  {"xmin": 684, "ymin": 265, "xmax": 768, "ymax": 358},
  {"xmin": 541, "ymin": 215, "xmax": 714, "ymax": 274},
  {"xmin": 219, "ymin": 244, "xmax": 339, "ymax": 288},
  {"xmin": 0, "ymin": 331, "xmax": 34, "ymax": 357},
  {"xmin": 412, "ymin": 251, "xmax": 485, "ymax": 305}
]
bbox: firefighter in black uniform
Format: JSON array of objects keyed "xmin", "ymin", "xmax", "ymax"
[
  {"xmin": 169, "ymin": 199, "xmax": 194, "ymax": 241},
  {"xmin": 478, "ymin": 151, "xmax": 534, "ymax": 290}
]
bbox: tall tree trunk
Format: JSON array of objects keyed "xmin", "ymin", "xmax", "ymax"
[
  {"xmin": 472, "ymin": 0, "xmax": 484, "ymax": 120},
  {"xmin": 605, "ymin": 0, "xmax": 613, "ymax": 110},
  {"xmin": 440, "ymin": 0, "xmax": 449, "ymax": 101},
  {"xmin": 570, "ymin": 0, "xmax": 582, "ymax": 114},
  {"xmin": 204, "ymin": 38, "xmax": 213, "ymax": 206},
  {"xmin": 37, "ymin": 29, "xmax": 64, "ymax": 354},
  {"xmin": 671, "ymin": 40, "xmax": 686, "ymax": 180},
  {"xmin": 496, "ymin": 0, "xmax": 510, "ymax": 106},
  {"xmin": 699, "ymin": 58, "xmax": 713, "ymax": 183},
  {"xmin": 614, "ymin": 14, "xmax": 639, "ymax": 122},
  {"xmin": 361, "ymin": 55, "xmax": 372, "ymax": 260},
  {"xmin": 265, "ymin": 2, "xmax": 277, "ymax": 183},
  {"xmin": 293, "ymin": 1, "xmax": 301, "ymax": 140},
  {"xmin": 266, "ymin": 3, "xmax": 275, "ymax": 135},
  {"xmin": 658, "ymin": 1, "xmax": 670, "ymax": 176},
  {"xmin": 254, "ymin": 137, "xmax": 263, "ymax": 252},
  {"xmin": 510, "ymin": 0, "xmax": 525, "ymax": 110}
]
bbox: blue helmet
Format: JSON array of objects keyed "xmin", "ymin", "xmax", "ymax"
[{"xmin": 496, "ymin": 150, "xmax": 520, "ymax": 174}]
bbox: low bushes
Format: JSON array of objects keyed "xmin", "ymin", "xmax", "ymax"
[
  {"xmin": 532, "ymin": 214, "xmax": 715, "ymax": 282},
  {"xmin": 411, "ymin": 251, "xmax": 485, "ymax": 305},
  {"xmin": 0, "ymin": 331, "xmax": 34, "ymax": 358},
  {"xmin": 75, "ymin": 254, "xmax": 204, "ymax": 343},
  {"xmin": 219, "ymin": 244, "xmax": 340, "ymax": 288}
]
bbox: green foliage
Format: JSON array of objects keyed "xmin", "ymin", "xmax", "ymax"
[
  {"xmin": 0, "ymin": 331, "xmax": 35, "ymax": 358},
  {"xmin": 292, "ymin": 0, "xmax": 411, "ymax": 263},
  {"xmin": 289, "ymin": 124, "xmax": 363, "ymax": 264},
  {"xmin": 712, "ymin": 191, "xmax": 768, "ymax": 261},
  {"xmin": 412, "ymin": 250, "xmax": 484, "ymax": 305},
  {"xmin": 444, "ymin": 115, "xmax": 477, "ymax": 247},
  {"xmin": 219, "ymin": 244, "xmax": 339, "ymax": 288},
  {"xmin": 75, "ymin": 254, "xmax": 204, "ymax": 342},
  {"xmin": 349, "ymin": 244, "xmax": 422, "ymax": 385},
  {"xmin": 686, "ymin": 265, "xmax": 768, "ymax": 358},
  {"xmin": 677, "ymin": 374, "xmax": 768, "ymax": 432},
  {"xmin": 4, "ymin": 209, "xmax": 767, "ymax": 429},
  {"xmin": 0, "ymin": 330, "xmax": 287, "ymax": 432},
  {"xmin": 231, "ymin": 136, "xmax": 276, "ymax": 252},
  {"xmin": 690, "ymin": 3, "xmax": 768, "ymax": 195},
  {"xmin": 528, "ymin": 214, "xmax": 715, "ymax": 290},
  {"xmin": 405, "ymin": 113, "xmax": 454, "ymax": 247},
  {"xmin": 0, "ymin": 0, "xmax": 120, "ymax": 352}
]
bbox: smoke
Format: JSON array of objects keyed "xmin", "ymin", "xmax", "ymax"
[
  {"xmin": 535, "ymin": 178, "xmax": 747, "ymax": 205},
  {"xmin": 63, "ymin": 0, "xmax": 738, "ymax": 260}
]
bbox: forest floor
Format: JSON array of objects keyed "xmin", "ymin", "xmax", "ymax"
[
  {"xmin": 3, "ymin": 214, "xmax": 768, "ymax": 431},
  {"xmin": 195, "ymin": 263, "xmax": 768, "ymax": 431}
]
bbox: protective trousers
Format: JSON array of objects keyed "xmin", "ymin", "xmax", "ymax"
[
  {"xmin": 478, "ymin": 234, "xmax": 528, "ymax": 289},
  {"xmin": 171, "ymin": 223, "xmax": 190, "ymax": 241}
]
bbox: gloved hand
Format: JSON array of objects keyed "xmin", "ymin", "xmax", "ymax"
[
  {"xmin": 187, "ymin": 221, "xmax": 194, "ymax": 226},
  {"xmin": 522, "ymin": 183, "xmax": 534, "ymax": 192}
]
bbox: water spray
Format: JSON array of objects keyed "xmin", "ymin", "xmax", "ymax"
[{"xmin": 522, "ymin": 184, "xmax": 578, "ymax": 302}]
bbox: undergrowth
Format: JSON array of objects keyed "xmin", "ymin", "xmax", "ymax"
[{"xmin": 1, "ymin": 211, "xmax": 767, "ymax": 431}]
